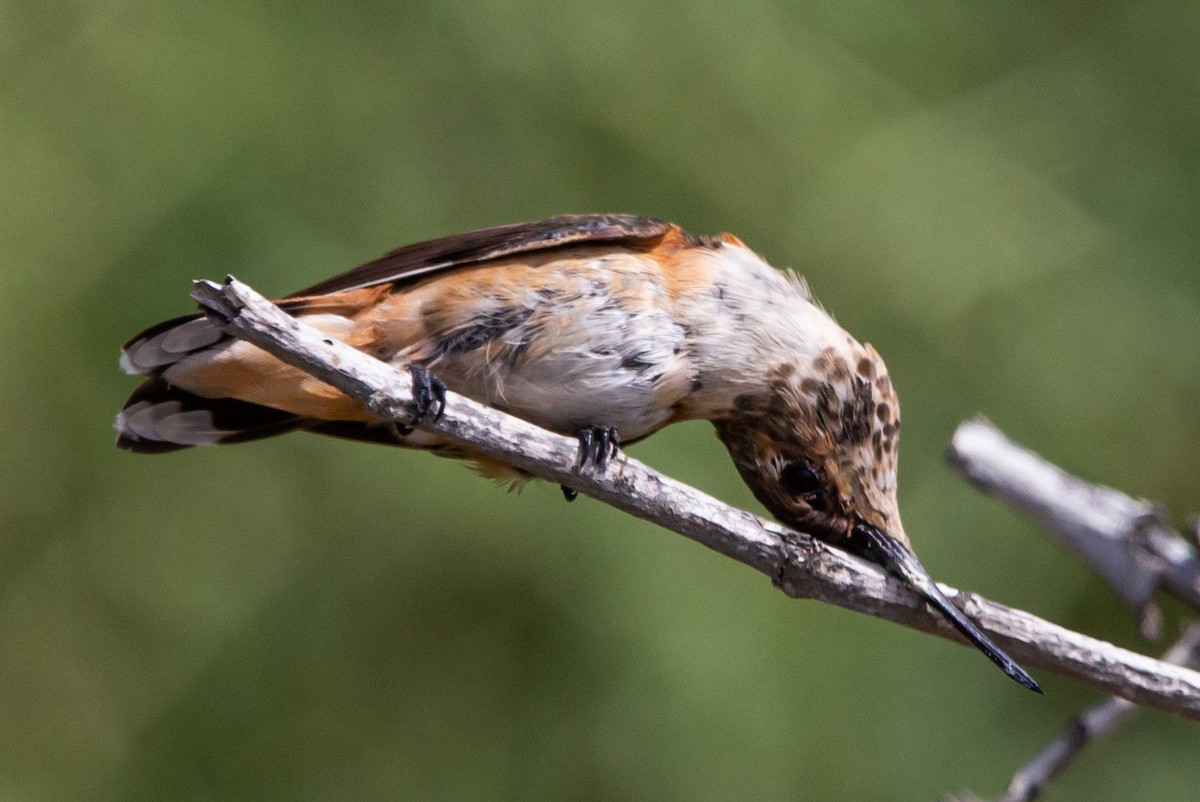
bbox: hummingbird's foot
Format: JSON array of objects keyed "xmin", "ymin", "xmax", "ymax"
[
  {"xmin": 561, "ymin": 425, "xmax": 620, "ymax": 502},
  {"xmin": 574, "ymin": 425, "xmax": 620, "ymax": 471},
  {"xmin": 396, "ymin": 364, "xmax": 446, "ymax": 435}
]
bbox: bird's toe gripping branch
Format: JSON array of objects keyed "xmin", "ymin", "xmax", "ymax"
[
  {"xmin": 395, "ymin": 364, "xmax": 446, "ymax": 435},
  {"xmin": 561, "ymin": 425, "xmax": 622, "ymax": 502},
  {"xmin": 575, "ymin": 425, "xmax": 621, "ymax": 470}
]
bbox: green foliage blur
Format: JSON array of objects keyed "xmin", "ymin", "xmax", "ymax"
[{"xmin": 4, "ymin": 1, "xmax": 1199, "ymax": 799}]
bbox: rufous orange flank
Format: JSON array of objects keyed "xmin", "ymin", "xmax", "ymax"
[{"xmin": 117, "ymin": 213, "xmax": 1040, "ymax": 693}]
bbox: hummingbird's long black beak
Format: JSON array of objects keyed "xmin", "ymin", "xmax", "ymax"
[{"xmin": 845, "ymin": 522, "xmax": 1043, "ymax": 694}]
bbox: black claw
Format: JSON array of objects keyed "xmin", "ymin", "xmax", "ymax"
[
  {"xmin": 575, "ymin": 428, "xmax": 593, "ymax": 469},
  {"xmin": 560, "ymin": 485, "xmax": 578, "ymax": 502},
  {"xmin": 574, "ymin": 425, "xmax": 620, "ymax": 471},
  {"xmin": 589, "ymin": 432, "xmax": 605, "ymax": 467},
  {"xmin": 408, "ymin": 364, "xmax": 446, "ymax": 424}
]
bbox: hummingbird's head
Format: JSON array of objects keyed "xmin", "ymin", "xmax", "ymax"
[
  {"xmin": 715, "ymin": 345, "xmax": 903, "ymax": 548},
  {"xmin": 715, "ymin": 344, "xmax": 1042, "ymax": 693}
]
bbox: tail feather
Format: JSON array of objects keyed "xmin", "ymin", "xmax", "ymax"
[
  {"xmin": 306, "ymin": 419, "xmax": 409, "ymax": 447},
  {"xmin": 119, "ymin": 290, "xmax": 382, "ymax": 377},
  {"xmin": 120, "ymin": 313, "xmax": 226, "ymax": 376},
  {"xmin": 118, "ymin": 289, "xmax": 396, "ymax": 452},
  {"xmin": 115, "ymin": 378, "xmax": 303, "ymax": 453}
]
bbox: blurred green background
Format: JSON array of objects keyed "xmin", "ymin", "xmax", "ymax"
[{"xmin": 3, "ymin": 1, "xmax": 1199, "ymax": 799}]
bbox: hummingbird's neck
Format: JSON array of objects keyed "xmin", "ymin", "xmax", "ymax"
[{"xmin": 677, "ymin": 242, "xmax": 852, "ymax": 421}]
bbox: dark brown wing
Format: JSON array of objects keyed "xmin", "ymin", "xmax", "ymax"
[{"xmin": 286, "ymin": 213, "xmax": 674, "ymax": 297}]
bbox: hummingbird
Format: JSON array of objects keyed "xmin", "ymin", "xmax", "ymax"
[{"xmin": 117, "ymin": 213, "xmax": 1041, "ymax": 693}]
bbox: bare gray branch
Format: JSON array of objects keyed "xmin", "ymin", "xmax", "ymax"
[{"xmin": 947, "ymin": 419, "xmax": 1200, "ymax": 622}]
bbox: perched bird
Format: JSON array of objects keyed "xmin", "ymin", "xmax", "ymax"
[{"xmin": 117, "ymin": 213, "xmax": 1040, "ymax": 692}]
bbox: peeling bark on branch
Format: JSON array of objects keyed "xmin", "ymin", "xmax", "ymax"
[{"xmin": 191, "ymin": 276, "xmax": 1200, "ymax": 721}]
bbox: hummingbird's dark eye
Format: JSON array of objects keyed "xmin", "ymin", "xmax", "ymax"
[{"xmin": 780, "ymin": 462, "xmax": 822, "ymax": 497}]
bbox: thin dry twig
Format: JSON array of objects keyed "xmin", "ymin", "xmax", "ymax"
[
  {"xmin": 191, "ymin": 276, "xmax": 1200, "ymax": 721},
  {"xmin": 948, "ymin": 624, "xmax": 1200, "ymax": 802},
  {"xmin": 998, "ymin": 624, "xmax": 1200, "ymax": 802}
]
